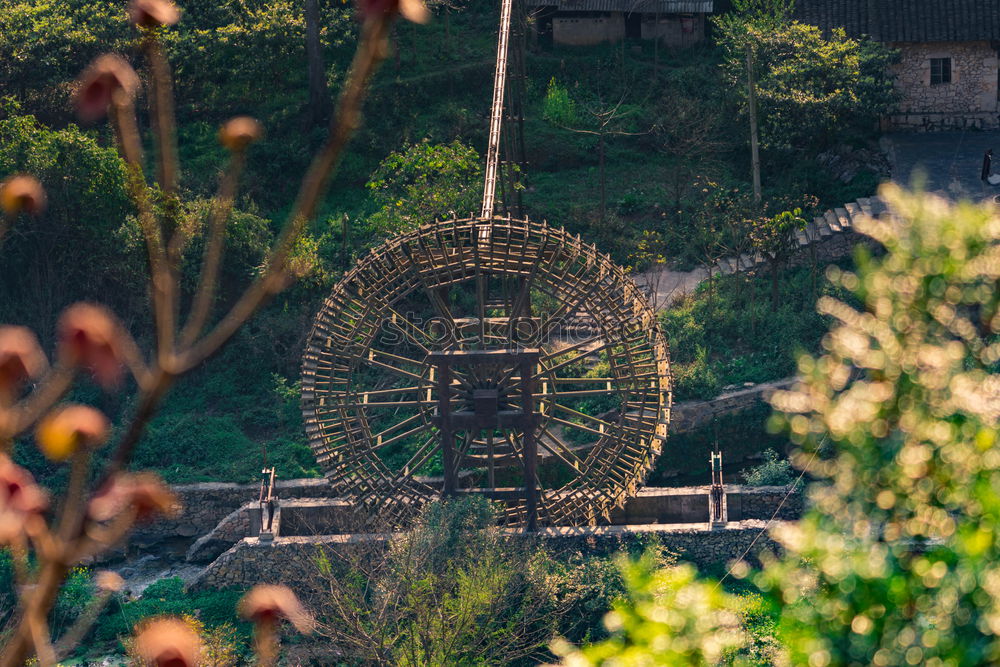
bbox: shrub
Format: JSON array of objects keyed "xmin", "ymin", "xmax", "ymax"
[{"xmin": 740, "ymin": 448, "xmax": 798, "ymax": 487}]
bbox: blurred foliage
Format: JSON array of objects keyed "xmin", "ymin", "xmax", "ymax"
[
  {"xmin": 756, "ymin": 187, "xmax": 1000, "ymax": 665},
  {"xmin": 552, "ymin": 552, "xmax": 745, "ymax": 666}
]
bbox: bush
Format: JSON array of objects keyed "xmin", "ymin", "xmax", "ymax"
[{"xmin": 740, "ymin": 448, "xmax": 798, "ymax": 487}]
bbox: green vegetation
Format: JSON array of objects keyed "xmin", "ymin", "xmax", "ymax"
[
  {"xmin": 0, "ymin": 0, "xmax": 889, "ymax": 489},
  {"xmin": 0, "ymin": 552, "xmax": 253, "ymax": 661},
  {"xmin": 740, "ymin": 448, "xmax": 798, "ymax": 488},
  {"xmin": 715, "ymin": 0, "xmax": 897, "ymax": 154},
  {"xmin": 650, "ymin": 403, "xmax": 789, "ymax": 487},
  {"xmin": 555, "ymin": 188, "xmax": 1000, "ymax": 665},
  {"xmin": 366, "ymin": 138, "xmax": 483, "ymax": 233},
  {"xmin": 661, "ymin": 261, "xmax": 853, "ymax": 401}
]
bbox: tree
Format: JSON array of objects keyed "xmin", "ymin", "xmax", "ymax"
[
  {"xmin": 714, "ymin": 7, "xmax": 897, "ymax": 154},
  {"xmin": 366, "ymin": 139, "xmax": 483, "ymax": 234},
  {"xmin": 304, "ymin": 0, "xmax": 330, "ymax": 126},
  {"xmin": 651, "ymin": 94, "xmax": 725, "ymax": 214},
  {"xmin": 744, "ymin": 200, "xmax": 813, "ymax": 310},
  {"xmin": 0, "ymin": 106, "xmax": 142, "ymax": 335},
  {"xmin": 542, "ymin": 78, "xmax": 644, "ymax": 225},
  {"xmin": 0, "ymin": 1, "xmax": 129, "ymax": 122}
]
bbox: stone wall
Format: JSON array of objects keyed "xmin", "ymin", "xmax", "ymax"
[
  {"xmin": 180, "ymin": 484, "xmax": 803, "ymax": 562},
  {"xmin": 191, "ymin": 520, "xmax": 785, "ymax": 594},
  {"xmin": 186, "ymin": 501, "xmax": 256, "ymax": 562},
  {"xmin": 735, "ymin": 485, "xmax": 804, "ymax": 521},
  {"xmin": 130, "ymin": 477, "xmax": 331, "ymax": 548},
  {"xmin": 786, "ymin": 228, "xmax": 880, "ymax": 270},
  {"xmin": 890, "ymin": 41, "xmax": 1000, "ymax": 131},
  {"xmin": 670, "ymin": 377, "xmax": 796, "ymax": 434}
]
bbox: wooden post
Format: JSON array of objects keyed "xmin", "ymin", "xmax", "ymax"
[
  {"xmin": 438, "ymin": 360, "xmax": 456, "ymax": 496},
  {"xmin": 520, "ymin": 355, "xmax": 538, "ymax": 532},
  {"xmin": 746, "ymin": 47, "xmax": 762, "ymax": 206}
]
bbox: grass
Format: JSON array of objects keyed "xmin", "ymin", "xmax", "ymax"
[{"xmin": 661, "ymin": 261, "xmax": 854, "ymax": 401}]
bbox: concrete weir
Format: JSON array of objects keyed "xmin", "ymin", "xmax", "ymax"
[{"xmin": 173, "ymin": 483, "xmax": 803, "ymax": 592}]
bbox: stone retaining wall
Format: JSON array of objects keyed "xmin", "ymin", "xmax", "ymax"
[
  {"xmin": 130, "ymin": 478, "xmax": 331, "ymax": 548},
  {"xmin": 786, "ymin": 228, "xmax": 880, "ymax": 270},
  {"xmin": 180, "ymin": 484, "xmax": 802, "ymax": 562},
  {"xmin": 670, "ymin": 377, "xmax": 797, "ymax": 434},
  {"xmin": 191, "ymin": 520, "xmax": 784, "ymax": 593}
]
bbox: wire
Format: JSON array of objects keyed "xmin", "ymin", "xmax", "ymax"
[{"xmin": 713, "ymin": 442, "xmax": 821, "ymax": 590}]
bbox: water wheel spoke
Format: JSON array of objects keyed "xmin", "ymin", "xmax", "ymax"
[
  {"xmin": 391, "ymin": 433, "xmax": 443, "ymax": 485},
  {"xmin": 534, "ymin": 386, "xmax": 615, "ymax": 399},
  {"xmin": 538, "ymin": 426, "xmax": 586, "ymax": 473},
  {"xmin": 384, "ymin": 307, "xmax": 435, "ymax": 354},
  {"xmin": 539, "ymin": 334, "xmax": 604, "ymax": 362},
  {"xmin": 534, "ymin": 342, "xmax": 613, "ymax": 379},
  {"xmin": 370, "ymin": 412, "xmax": 434, "ymax": 451}
]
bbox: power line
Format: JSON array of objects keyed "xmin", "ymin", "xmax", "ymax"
[{"xmin": 714, "ymin": 443, "xmax": 820, "ymax": 590}]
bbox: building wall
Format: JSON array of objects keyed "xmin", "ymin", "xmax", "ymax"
[
  {"xmin": 640, "ymin": 13, "xmax": 705, "ymax": 48},
  {"xmin": 890, "ymin": 40, "xmax": 999, "ymax": 130},
  {"xmin": 551, "ymin": 12, "xmax": 705, "ymax": 47},
  {"xmin": 553, "ymin": 13, "xmax": 625, "ymax": 46}
]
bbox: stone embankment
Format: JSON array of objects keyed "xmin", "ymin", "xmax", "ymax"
[
  {"xmin": 670, "ymin": 376, "xmax": 797, "ymax": 434},
  {"xmin": 190, "ymin": 519, "xmax": 785, "ymax": 594},
  {"xmin": 168, "ymin": 480, "xmax": 803, "ymax": 594},
  {"xmin": 129, "ymin": 478, "xmax": 331, "ymax": 549}
]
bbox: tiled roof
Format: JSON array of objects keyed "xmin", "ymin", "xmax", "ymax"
[
  {"xmin": 525, "ymin": 0, "xmax": 713, "ymax": 13},
  {"xmin": 794, "ymin": 0, "xmax": 1000, "ymax": 42}
]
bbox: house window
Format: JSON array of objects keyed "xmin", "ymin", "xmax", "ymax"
[{"xmin": 930, "ymin": 57, "xmax": 952, "ymax": 85}]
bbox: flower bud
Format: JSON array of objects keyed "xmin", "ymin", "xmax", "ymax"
[
  {"xmin": 36, "ymin": 404, "xmax": 110, "ymax": 462},
  {"xmin": 57, "ymin": 303, "xmax": 125, "ymax": 389},
  {"xmin": 0, "ymin": 326, "xmax": 47, "ymax": 402},
  {"xmin": 357, "ymin": 0, "xmax": 429, "ymax": 24},
  {"xmin": 239, "ymin": 584, "xmax": 315, "ymax": 633},
  {"xmin": 74, "ymin": 55, "xmax": 140, "ymax": 123},
  {"xmin": 88, "ymin": 472, "xmax": 178, "ymax": 523},
  {"xmin": 218, "ymin": 116, "xmax": 263, "ymax": 151},
  {"xmin": 133, "ymin": 618, "xmax": 203, "ymax": 667},
  {"xmin": 0, "ymin": 455, "xmax": 48, "ymax": 544},
  {"xmin": 0, "ymin": 175, "xmax": 46, "ymax": 217},
  {"xmin": 96, "ymin": 570, "xmax": 125, "ymax": 593},
  {"xmin": 129, "ymin": 0, "xmax": 180, "ymax": 27}
]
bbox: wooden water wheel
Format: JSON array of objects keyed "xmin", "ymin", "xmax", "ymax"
[{"xmin": 301, "ymin": 216, "xmax": 671, "ymax": 527}]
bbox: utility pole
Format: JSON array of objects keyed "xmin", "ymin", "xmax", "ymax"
[{"xmin": 746, "ymin": 47, "xmax": 762, "ymax": 206}]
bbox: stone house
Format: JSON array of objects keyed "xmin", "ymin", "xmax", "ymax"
[
  {"xmin": 528, "ymin": 0, "xmax": 714, "ymax": 48},
  {"xmin": 795, "ymin": 0, "xmax": 1000, "ymax": 130}
]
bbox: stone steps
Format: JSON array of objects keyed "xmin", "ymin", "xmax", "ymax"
[{"xmin": 699, "ymin": 195, "xmax": 883, "ymax": 293}]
